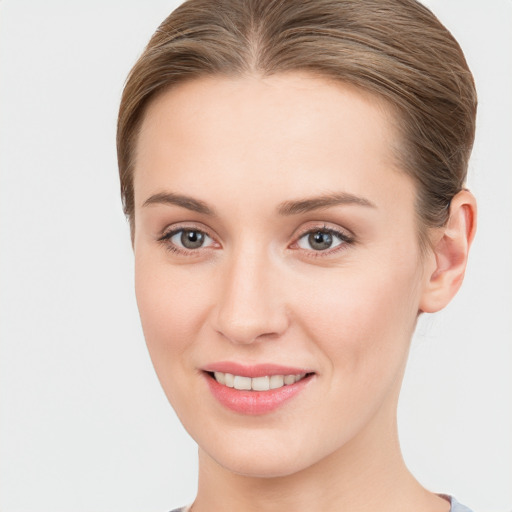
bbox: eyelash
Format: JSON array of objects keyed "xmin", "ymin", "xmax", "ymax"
[
  {"xmin": 292, "ymin": 225, "xmax": 354, "ymax": 258},
  {"xmin": 157, "ymin": 224, "xmax": 355, "ymax": 257},
  {"xmin": 157, "ymin": 224, "xmax": 217, "ymax": 256}
]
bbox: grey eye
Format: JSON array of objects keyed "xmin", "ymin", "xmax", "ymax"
[
  {"xmin": 297, "ymin": 230, "xmax": 343, "ymax": 251},
  {"xmin": 170, "ymin": 229, "xmax": 213, "ymax": 250}
]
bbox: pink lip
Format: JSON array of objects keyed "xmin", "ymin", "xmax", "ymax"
[
  {"xmin": 202, "ymin": 361, "xmax": 311, "ymax": 378},
  {"xmin": 201, "ymin": 362, "xmax": 315, "ymax": 416}
]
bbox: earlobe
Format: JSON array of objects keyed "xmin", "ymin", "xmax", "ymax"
[{"xmin": 419, "ymin": 189, "xmax": 477, "ymax": 313}]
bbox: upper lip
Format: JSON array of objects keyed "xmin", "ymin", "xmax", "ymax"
[{"xmin": 201, "ymin": 361, "xmax": 313, "ymax": 378}]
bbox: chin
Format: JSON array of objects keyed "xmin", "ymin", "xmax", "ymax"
[
  {"xmin": 197, "ymin": 427, "xmax": 334, "ymax": 479},
  {"xmin": 212, "ymin": 449, "xmax": 309, "ymax": 479}
]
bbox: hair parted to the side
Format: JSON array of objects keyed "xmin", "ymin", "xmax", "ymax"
[{"xmin": 117, "ymin": 0, "xmax": 477, "ymax": 245}]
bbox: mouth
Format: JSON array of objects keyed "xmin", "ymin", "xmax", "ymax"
[
  {"xmin": 201, "ymin": 364, "xmax": 315, "ymax": 415},
  {"xmin": 206, "ymin": 371, "xmax": 312, "ymax": 391}
]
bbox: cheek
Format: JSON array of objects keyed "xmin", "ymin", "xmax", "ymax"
[
  {"xmin": 294, "ymin": 257, "xmax": 421, "ymax": 380},
  {"xmin": 134, "ymin": 252, "xmax": 210, "ymax": 370},
  {"xmin": 133, "ymin": 253, "xmax": 219, "ymax": 423}
]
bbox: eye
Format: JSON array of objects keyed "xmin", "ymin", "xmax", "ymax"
[
  {"xmin": 160, "ymin": 228, "xmax": 215, "ymax": 252},
  {"xmin": 296, "ymin": 228, "xmax": 350, "ymax": 252}
]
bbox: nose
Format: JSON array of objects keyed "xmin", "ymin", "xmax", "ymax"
[{"xmin": 212, "ymin": 246, "xmax": 289, "ymax": 345}]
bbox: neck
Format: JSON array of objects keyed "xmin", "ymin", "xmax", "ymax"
[{"xmin": 191, "ymin": 399, "xmax": 448, "ymax": 512}]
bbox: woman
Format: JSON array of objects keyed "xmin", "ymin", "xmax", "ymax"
[{"xmin": 117, "ymin": 0, "xmax": 477, "ymax": 510}]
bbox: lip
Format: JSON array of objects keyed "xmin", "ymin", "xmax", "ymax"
[{"xmin": 201, "ymin": 362, "xmax": 315, "ymax": 415}]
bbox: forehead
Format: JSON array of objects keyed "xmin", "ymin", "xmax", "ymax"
[{"xmin": 134, "ymin": 72, "xmax": 411, "ymax": 213}]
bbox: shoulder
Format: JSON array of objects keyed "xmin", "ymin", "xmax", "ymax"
[{"xmin": 448, "ymin": 495, "xmax": 475, "ymax": 512}]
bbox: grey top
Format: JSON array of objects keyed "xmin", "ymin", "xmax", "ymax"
[
  {"xmin": 170, "ymin": 494, "xmax": 474, "ymax": 512},
  {"xmin": 448, "ymin": 495, "xmax": 474, "ymax": 512}
]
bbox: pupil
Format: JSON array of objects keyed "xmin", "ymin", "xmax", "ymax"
[
  {"xmin": 181, "ymin": 230, "xmax": 204, "ymax": 249},
  {"xmin": 309, "ymin": 231, "xmax": 332, "ymax": 250}
]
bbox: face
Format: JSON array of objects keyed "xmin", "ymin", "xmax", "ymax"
[{"xmin": 133, "ymin": 73, "xmax": 429, "ymax": 478}]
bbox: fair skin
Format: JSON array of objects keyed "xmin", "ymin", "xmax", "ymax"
[{"xmin": 132, "ymin": 73, "xmax": 476, "ymax": 512}]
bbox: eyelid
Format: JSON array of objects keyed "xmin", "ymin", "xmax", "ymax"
[
  {"xmin": 156, "ymin": 221, "xmax": 354, "ymax": 257},
  {"xmin": 289, "ymin": 223, "xmax": 355, "ymax": 255},
  {"xmin": 157, "ymin": 222, "xmax": 221, "ymax": 254},
  {"xmin": 292, "ymin": 221, "xmax": 355, "ymax": 241}
]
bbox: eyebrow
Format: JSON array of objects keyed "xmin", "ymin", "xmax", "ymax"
[
  {"xmin": 142, "ymin": 191, "xmax": 375, "ymax": 216},
  {"xmin": 277, "ymin": 192, "xmax": 376, "ymax": 215},
  {"xmin": 142, "ymin": 192, "xmax": 216, "ymax": 216}
]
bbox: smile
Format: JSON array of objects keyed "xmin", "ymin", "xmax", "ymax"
[
  {"xmin": 202, "ymin": 364, "xmax": 315, "ymax": 415},
  {"xmin": 212, "ymin": 371, "xmax": 307, "ymax": 391}
]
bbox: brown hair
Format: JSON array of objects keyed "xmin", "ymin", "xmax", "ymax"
[{"xmin": 117, "ymin": 0, "xmax": 477, "ymax": 244}]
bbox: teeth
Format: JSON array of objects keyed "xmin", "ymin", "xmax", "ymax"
[
  {"xmin": 212, "ymin": 371, "xmax": 307, "ymax": 391},
  {"xmin": 252, "ymin": 376, "xmax": 270, "ymax": 391},
  {"xmin": 234, "ymin": 375, "xmax": 252, "ymax": 390},
  {"xmin": 284, "ymin": 374, "xmax": 296, "ymax": 385},
  {"xmin": 224, "ymin": 373, "xmax": 234, "ymax": 388},
  {"xmin": 214, "ymin": 371, "xmax": 225, "ymax": 385},
  {"xmin": 269, "ymin": 375, "xmax": 284, "ymax": 389}
]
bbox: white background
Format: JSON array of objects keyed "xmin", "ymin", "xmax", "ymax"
[{"xmin": 0, "ymin": 1, "xmax": 511, "ymax": 511}]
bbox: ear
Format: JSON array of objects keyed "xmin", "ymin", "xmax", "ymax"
[{"xmin": 419, "ymin": 189, "xmax": 477, "ymax": 313}]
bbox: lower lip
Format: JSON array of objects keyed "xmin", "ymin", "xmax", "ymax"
[{"xmin": 204, "ymin": 373, "xmax": 313, "ymax": 415}]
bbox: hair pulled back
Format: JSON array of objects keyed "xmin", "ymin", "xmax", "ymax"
[{"xmin": 117, "ymin": 0, "xmax": 477, "ymax": 242}]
